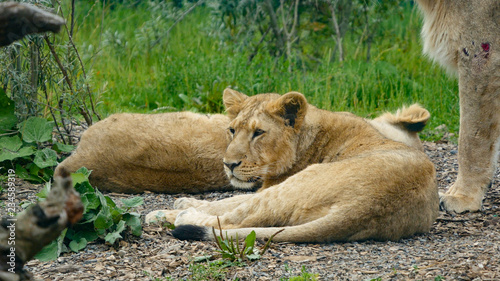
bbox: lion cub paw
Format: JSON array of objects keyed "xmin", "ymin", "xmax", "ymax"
[
  {"xmin": 173, "ymin": 197, "xmax": 203, "ymax": 210},
  {"xmin": 145, "ymin": 210, "xmax": 179, "ymax": 224},
  {"xmin": 439, "ymin": 192, "xmax": 482, "ymax": 213},
  {"xmin": 174, "ymin": 207, "xmax": 207, "ymax": 226}
]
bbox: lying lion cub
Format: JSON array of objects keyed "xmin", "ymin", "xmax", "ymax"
[
  {"xmin": 55, "ymin": 89, "xmax": 430, "ymax": 194},
  {"xmin": 146, "ymin": 90, "xmax": 439, "ymax": 243}
]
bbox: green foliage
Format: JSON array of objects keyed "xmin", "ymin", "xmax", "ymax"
[
  {"xmin": 0, "ymin": 88, "xmax": 17, "ymax": 134},
  {"xmin": 281, "ymin": 265, "xmax": 318, "ymax": 281},
  {"xmin": 189, "ymin": 259, "xmax": 241, "ymax": 281},
  {"xmin": 0, "ymin": 116, "xmax": 73, "ymax": 183},
  {"xmin": 34, "ymin": 167, "xmax": 143, "ymax": 260},
  {"xmin": 210, "ymin": 218, "xmax": 283, "ymax": 262}
]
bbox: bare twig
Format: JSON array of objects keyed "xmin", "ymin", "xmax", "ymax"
[{"xmin": 44, "ymin": 35, "xmax": 93, "ymax": 126}]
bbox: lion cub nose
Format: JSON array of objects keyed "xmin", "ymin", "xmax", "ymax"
[{"xmin": 224, "ymin": 161, "xmax": 242, "ymax": 172}]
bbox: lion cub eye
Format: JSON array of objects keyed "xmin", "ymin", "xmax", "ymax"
[
  {"xmin": 252, "ymin": 129, "xmax": 265, "ymax": 139},
  {"xmin": 229, "ymin": 127, "xmax": 235, "ymax": 135}
]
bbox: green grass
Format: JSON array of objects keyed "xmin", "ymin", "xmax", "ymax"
[{"xmin": 73, "ymin": 1, "xmax": 459, "ymax": 138}]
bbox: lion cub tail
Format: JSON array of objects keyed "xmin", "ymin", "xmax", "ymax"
[{"xmin": 369, "ymin": 104, "xmax": 430, "ymax": 151}]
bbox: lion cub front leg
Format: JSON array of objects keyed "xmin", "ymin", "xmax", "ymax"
[
  {"xmin": 174, "ymin": 194, "xmax": 254, "ymax": 216},
  {"xmin": 440, "ymin": 39, "xmax": 500, "ymax": 213},
  {"xmin": 173, "ymin": 198, "xmax": 205, "ymax": 210},
  {"xmin": 145, "ymin": 209, "xmax": 181, "ymax": 224}
]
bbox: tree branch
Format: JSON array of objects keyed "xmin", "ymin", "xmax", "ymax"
[{"xmin": 0, "ymin": 2, "xmax": 65, "ymax": 47}]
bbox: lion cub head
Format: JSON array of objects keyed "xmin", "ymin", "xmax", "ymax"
[{"xmin": 222, "ymin": 89, "xmax": 307, "ymax": 189}]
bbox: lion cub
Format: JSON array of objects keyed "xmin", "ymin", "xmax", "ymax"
[{"xmin": 146, "ymin": 90, "xmax": 439, "ymax": 243}]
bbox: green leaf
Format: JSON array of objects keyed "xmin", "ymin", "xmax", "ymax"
[
  {"xmin": 33, "ymin": 148, "xmax": 58, "ymax": 169},
  {"xmin": 52, "ymin": 142, "xmax": 75, "ymax": 153},
  {"xmin": 18, "ymin": 117, "xmax": 54, "ymax": 143},
  {"xmin": 243, "ymin": 231, "xmax": 256, "ymax": 255},
  {"xmin": 69, "ymin": 237, "xmax": 88, "ymax": 253},
  {"xmin": 104, "ymin": 220, "xmax": 126, "ymax": 244},
  {"xmin": 35, "ymin": 229, "xmax": 67, "ymax": 261},
  {"xmin": 36, "ymin": 181, "xmax": 52, "ymax": 199},
  {"xmin": 15, "ymin": 164, "xmax": 42, "ymax": 182},
  {"xmin": 83, "ymin": 193, "xmax": 100, "ymax": 210},
  {"xmin": 0, "ymin": 136, "xmax": 35, "ymax": 162},
  {"xmin": 0, "ymin": 135, "xmax": 22, "ymax": 151},
  {"xmin": 75, "ymin": 167, "xmax": 92, "ymax": 177},
  {"xmin": 123, "ymin": 213, "xmax": 142, "ymax": 236},
  {"xmin": 72, "ymin": 173, "xmax": 90, "ymax": 188},
  {"xmin": 245, "ymin": 254, "xmax": 261, "ymax": 260},
  {"xmin": 193, "ymin": 255, "xmax": 213, "ymax": 262},
  {"xmin": 94, "ymin": 205, "xmax": 113, "ymax": 229},
  {"xmin": 34, "ymin": 240, "xmax": 59, "ymax": 261},
  {"xmin": 0, "ymin": 88, "xmax": 17, "ymax": 134},
  {"xmin": 73, "ymin": 230, "xmax": 99, "ymax": 243},
  {"xmin": 121, "ymin": 197, "xmax": 144, "ymax": 208}
]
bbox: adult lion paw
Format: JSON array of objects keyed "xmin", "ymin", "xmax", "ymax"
[
  {"xmin": 173, "ymin": 197, "xmax": 203, "ymax": 210},
  {"xmin": 439, "ymin": 192, "xmax": 482, "ymax": 213},
  {"xmin": 145, "ymin": 210, "xmax": 178, "ymax": 224}
]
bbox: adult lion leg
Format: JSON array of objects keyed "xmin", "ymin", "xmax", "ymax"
[{"xmin": 440, "ymin": 39, "xmax": 500, "ymax": 213}]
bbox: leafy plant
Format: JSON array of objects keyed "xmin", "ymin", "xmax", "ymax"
[
  {"xmin": 189, "ymin": 259, "xmax": 240, "ymax": 281},
  {"xmin": 281, "ymin": 264, "xmax": 318, "ymax": 281},
  {"xmin": 34, "ymin": 167, "xmax": 143, "ymax": 261},
  {"xmin": 208, "ymin": 217, "xmax": 283, "ymax": 262},
  {"xmin": 0, "ymin": 114, "xmax": 74, "ymax": 183}
]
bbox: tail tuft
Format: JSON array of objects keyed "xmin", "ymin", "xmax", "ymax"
[
  {"xmin": 172, "ymin": 225, "xmax": 209, "ymax": 241},
  {"xmin": 377, "ymin": 104, "xmax": 430, "ymax": 133}
]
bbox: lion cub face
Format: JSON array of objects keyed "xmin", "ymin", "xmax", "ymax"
[{"xmin": 222, "ymin": 89, "xmax": 307, "ymax": 189}]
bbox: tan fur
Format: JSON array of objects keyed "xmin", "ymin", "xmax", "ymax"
[
  {"xmin": 416, "ymin": 0, "xmax": 500, "ymax": 213},
  {"xmin": 55, "ymin": 112, "xmax": 231, "ymax": 193},
  {"xmin": 146, "ymin": 90, "xmax": 439, "ymax": 243},
  {"xmin": 55, "ymin": 95, "xmax": 429, "ymax": 193}
]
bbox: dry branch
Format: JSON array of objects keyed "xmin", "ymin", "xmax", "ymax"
[
  {"xmin": 0, "ymin": 169, "xmax": 83, "ymax": 281},
  {"xmin": 0, "ymin": 2, "xmax": 65, "ymax": 47}
]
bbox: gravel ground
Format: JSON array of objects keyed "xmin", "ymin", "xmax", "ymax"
[{"xmin": 2, "ymin": 141, "xmax": 499, "ymax": 281}]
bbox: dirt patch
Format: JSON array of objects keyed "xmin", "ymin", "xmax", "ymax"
[{"xmin": 2, "ymin": 141, "xmax": 499, "ymax": 280}]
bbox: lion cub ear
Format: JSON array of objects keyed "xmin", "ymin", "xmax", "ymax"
[
  {"xmin": 223, "ymin": 88, "xmax": 248, "ymax": 119},
  {"xmin": 267, "ymin": 92, "xmax": 308, "ymax": 129}
]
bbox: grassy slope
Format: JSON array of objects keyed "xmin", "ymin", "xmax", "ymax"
[{"xmin": 74, "ymin": 2, "xmax": 459, "ymax": 138}]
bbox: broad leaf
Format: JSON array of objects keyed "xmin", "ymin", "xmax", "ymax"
[
  {"xmin": 72, "ymin": 173, "xmax": 91, "ymax": 188},
  {"xmin": 243, "ymin": 230, "xmax": 256, "ymax": 255},
  {"xmin": 69, "ymin": 237, "xmax": 87, "ymax": 253},
  {"xmin": 104, "ymin": 220, "xmax": 126, "ymax": 244},
  {"xmin": 15, "ymin": 164, "xmax": 42, "ymax": 182},
  {"xmin": 0, "ymin": 136, "xmax": 35, "ymax": 162},
  {"xmin": 121, "ymin": 197, "xmax": 144, "ymax": 208},
  {"xmin": 52, "ymin": 142, "xmax": 75, "ymax": 153},
  {"xmin": 0, "ymin": 88, "xmax": 17, "ymax": 134},
  {"xmin": 35, "ymin": 229, "xmax": 67, "ymax": 261},
  {"xmin": 94, "ymin": 205, "xmax": 113, "ymax": 229},
  {"xmin": 36, "ymin": 181, "xmax": 52, "ymax": 199},
  {"xmin": 33, "ymin": 148, "xmax": 58, "ymax": 169},
  {"xmin": 18, "ymin": 117, "xmax": 54, "ymax": 143},
  {"xmin": 123, "ymin": 213, "xmax": 142, "ymax": 236}
]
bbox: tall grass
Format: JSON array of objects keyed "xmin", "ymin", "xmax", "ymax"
[{"xmin": 74, "ymin": 1, "xmax": 459, "ymax": 135}]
